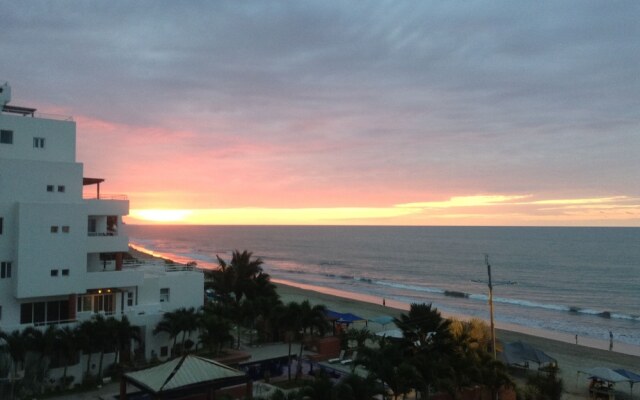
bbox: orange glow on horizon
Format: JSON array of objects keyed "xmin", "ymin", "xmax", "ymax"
[
  {"xmin": 125, "ymin": 195, "xmax": 640, "ymax": 226},
  {"xmin": 130, "ymin": 209, "xmax": 194, "ymax": 223}
]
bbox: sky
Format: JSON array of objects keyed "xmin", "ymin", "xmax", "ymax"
[{"xmin": 2, "ymin": 1, "xmax": 639, "ymax": 226}]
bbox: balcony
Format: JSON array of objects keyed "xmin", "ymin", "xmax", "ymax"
[
  {"xmin": 87, "ymin": 232, "xmax": 129, "ymax": 253},
  {"xmin": 84, "ymin": 268, "xmax": 144, "ymax": 291}
]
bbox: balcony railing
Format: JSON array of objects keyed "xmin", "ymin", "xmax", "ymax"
[
  {"xmin": 83, "ymin": 193, "xmax": 128, "ymax": 200},
  {"xmin": 88, "ymin": 232, "xmax": 120, "ymax": 237},
  {"xmin": 36, "ymin": 112, "xmax": 74, "ymax": 121}
]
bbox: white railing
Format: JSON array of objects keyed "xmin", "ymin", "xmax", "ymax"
[
  {"xmin": 83, "ymin": 194, "xmax": 128, "ymax": 200},
  {"xmin": 35, "ymin": 112, "xmax": 74, "ymax": 121}
]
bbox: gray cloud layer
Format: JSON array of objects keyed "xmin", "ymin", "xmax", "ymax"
[{"xmin": 2, "ymin": 1, "xmax": 639, "ymax": 206}]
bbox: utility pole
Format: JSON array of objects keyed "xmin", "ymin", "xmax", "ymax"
[{"xmin": 486, "ymin": 254, "xmax": 496, "ymax": 360}]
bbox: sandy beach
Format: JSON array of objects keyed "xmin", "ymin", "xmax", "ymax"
[{"xmin": 275, "ymin": 281, "xmax": 640, "ymax": 400}]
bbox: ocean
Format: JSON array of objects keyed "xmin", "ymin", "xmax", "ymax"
[{"xmin": 126, "ymin": 225, "xmax": 640, "ymax": 350}]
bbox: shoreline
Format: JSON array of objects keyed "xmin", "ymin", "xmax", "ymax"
[
  {"xmin": 273, "ymin": 278, "xmax": 640, "ymax": 358},
  {"xmin": 128, "ymin": 243, "xmax": 640, "ymax": 356},
  {"xmin": 274, "ymin": 281, "xmax": 640, "ymax": 400}
]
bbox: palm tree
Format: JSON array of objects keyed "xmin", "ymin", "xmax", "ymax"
[
  {"xmin": 345, "ymin": 327, "xmax": 372, "ymax": 350},
  {"xmin": 210, "ymin": 250, "xmax": 266, "ymax": 306},
  {"xmin": 475, "ymin": 351, "xmax": 513, "ymax": 400},
  {"xmin": 227, "ymin": 250, "xmax": 265, "ymax": 304},
  {"xmin": 357, "ymin": 340, "xmax": 419, "ymax": 400},
  {"xmin": 198, "ymin": 312, "xmax": 233, "ymax": 356},
  {"xmin": 337, "ymin": 373, "xmax": 386, "ymax": 400},
  {"xmin": 54, "ymin": 326, "xmax": 78, "ymax": 388},
  {"xmin": 393, "ymin": 303, "xmax": 457, "ymax": 398},
  {"xmin": 77, "ymin": 319, "xmax": 97, "ymax": 379},
  {"xmin": 276, "ymin": 302, "xmax": 302, "ymax": 381},
  {"xmin": 153, "ymin": 310, "xmax": 182, "ymax": 355},
  {"xmin": 92, "ymin": 315, "xmax": 112, "ymax": 381},
  {"xmin": 296, "ymin": 300, "xmax": 329, "ymax": 375},
  {"xmin": 175, "ymin": 307, "xmax": 199, "ymax": 353},
  {"xmin": 0, "ymin": 329, "xmax": 26, "ymax": 399},
  {"xmin": 22, "ymin": 326, "xmax": 57, "ymax": 394},
  {"xmin": 112, "ymin": 316, "xmax": 140, "ymax": 366},
  {"xmin": 0, "ymin": 330, "xmax": 25, "ymax": 382},
  {"xmin": 153, "ymin": 308, "xmax": 199, "ymax": 356}
]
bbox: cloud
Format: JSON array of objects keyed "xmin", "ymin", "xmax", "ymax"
[{"xmin": 3, "ymin": 1, "xmax": 640, "ymax": 225}]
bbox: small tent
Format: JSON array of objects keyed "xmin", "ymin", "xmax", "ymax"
[{"xmin": 502, "ymin": 341, "xmax": 557, "ymax": 369}]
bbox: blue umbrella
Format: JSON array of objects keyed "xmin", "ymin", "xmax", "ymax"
[{"xmin": 615, "ymin": 369, "xmax": 640, "ymax": 398}]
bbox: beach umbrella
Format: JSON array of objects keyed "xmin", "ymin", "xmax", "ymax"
[
  {"xmin": 580, "ymin": 367, "xmax": 628, "ymax": 383},
  {"xmin": 503, "ymin": 341, "xmax": 557, "ymax": 368},
  {"xmin": 615, "ymin": 369, "xmax": 640, "ymax": 398}
]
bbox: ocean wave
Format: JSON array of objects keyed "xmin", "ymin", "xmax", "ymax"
[
  {"xmin": 367, "ymin": 278, "xmax": 639, "ymax": 324},
  {"xmin": 319, "ymin": 260, "xmax": 346, "ymax": 266},
  {"xmin": 375, "ymin": 280, "xmax": 445, "ymax": 295}
]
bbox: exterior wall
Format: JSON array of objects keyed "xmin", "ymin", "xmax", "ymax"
[
  {"xmin": 158, "ymin": 271, "xmax": 204, "ymax": 311},
  {"xmin": 0, "ymin": 113, "xmax": 75, "ymax": 163},
  {"xmin": 0, "ymin": 158, "xmax": 83, "ymax": 204},
  {"xmin": 15, "ymin": 202, "xmax": 87, "ymax": 298},
  {"xmin": 136, "ymin": 271, "xmax": 205, "ymax": 312},
  {"xmin": 84, "ymin": 269, "xmax": 144, "ymax": 292}
]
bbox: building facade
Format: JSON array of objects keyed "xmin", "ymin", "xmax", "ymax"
[{"xmin": 0, "ymin": 83, "xmax": 203, "ymax": 381}]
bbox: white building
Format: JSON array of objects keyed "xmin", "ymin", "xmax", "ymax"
[{"xmin": 0, "ymin": 83, "xmax": 203, "ymax": 381}]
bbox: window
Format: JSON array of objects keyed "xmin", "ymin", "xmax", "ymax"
[
  {"xmin": 20, "ymin": 300, "xmax": 70, "ymax": 325},
  {"xmin": 47, "ymin": 185, "xmax": 54, "ymax": 192},
  {"xmin": 160, "ymin": 346, "xmax": 168, "ymax": 357},
  {"xmin": 127, "ymin": 291, "xmax": 134, "ymax": 306},
  {"xmin": 88, "ymin": 217, "xmax": 97, "ymax": 234},
  {"xmin": 0, "ymin": 130, "xmax": 13, "ymax": 144},
  {"xmin": 160, "ymin": 288, "xmax": 170, "ymax": 303},
  {"xmin": 33, "ymin": 137, "xmax": 45, "ymax": 148},
  {"xmin": 62, "ymin": 226, "xmax": 70, "ymax": 233},
  {"xmin": 0, "ymin": 305, "xmax": 2, "ymax": 321},
  {"xmin": 0, "ymin": 262, "xmax": 11, "ymax": 279},
  {"xmin": 0, "ymin": 217, "xmax": 3, "ymax": 234},
  {"xmin": 51, "ymin": 226, "xmax": 59, "ymax": 233},
  {"xmin": 76, "ymin": 293, "xmax": 114, "ymax": 314},
  {"xmin": 50, "ymin": 269, "xmax": 59, "ymax": 277},
  {"xmin": 62, "ymin": 269, "xmax": 69, "ymax": 276},
  {"xmin": 57, "ymin": 185, "xmax": 65, "ymax": 193}
]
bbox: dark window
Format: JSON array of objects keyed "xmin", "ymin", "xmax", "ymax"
[
  {"xmin": 50, "ymin": 269, "xmax": 58, "ymax": 277},
  {"xmin": 47, "ymin": 301, "xmax": 60, "ymax": 323},
  {"xmin": 47, "ymin": 185, "xmax": 54, "ymax": 192},
  {"xmin": 0, "ymin": 130, "xmax": 13, "ymax": 144},
  {"xmin": 0, "ymin": 217, "xmax": 3, "ymax": 234},
  {"xmin": 59, "ymin": 300, "xmax": 69, "ymax": 321},
  {"xmin": 62, "ymin": 269, "xmax": 69, "ymax": 276},
  {"xmin": 33, "ymin": 137, "xmax": 45, "ymax": 148},
  {"xmin": 62, "ymin": 226, "xmax": 70, "ymax": 233},
  {"xmin": 88, "ymin": 217, "xmax": 97, "ymax": 234},
  {"xmin": 51, "ymin": 226, "xmax": 59, "ymax": 233},
  {"xmin": 57, "ymin": 185, "xmax": 65, "ymax": 192},
  {"xmin": 0, "ymin": 262, "xmax": 11, "ymax": 279},
  {"xmin": 20, "ymin": 303, "xmax": 33, "ymax": 324},
  {"xmin": 33, "ymin": 302, "xmax": 45, "ymax": 324},
  {"xmin": 160, "ymin": 346, "xmax": 168, "ymax": 357},
  {"xmin": 0, "ymin": 305, "xmax": 2, "ymax": 320}
]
